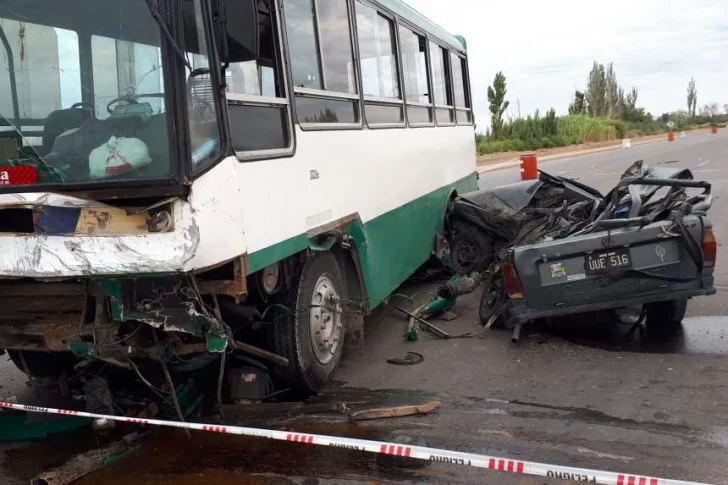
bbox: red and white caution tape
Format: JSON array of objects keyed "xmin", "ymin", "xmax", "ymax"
[{"xmin": 0, "ymin": 401, "xmax": 714, "ymax": 485}]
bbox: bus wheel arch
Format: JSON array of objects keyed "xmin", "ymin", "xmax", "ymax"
[
  {"xmin": 333, "ymin": 245, "xmax": 366, "ymax": 350},
  {"xmin": 444, "ymin": 187, "xmax": 460, "ymax": 230},
  {"xmin": 306, "ymin": 214, "xmax": 368, "ymax": 345}
]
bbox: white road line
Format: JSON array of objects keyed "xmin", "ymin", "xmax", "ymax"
[{"xmin": 698, "ymin": 160, "xmax": 712, "ymax": 167}]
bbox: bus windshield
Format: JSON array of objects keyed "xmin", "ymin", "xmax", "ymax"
[{"xmin": 0, "ymin": 0, "xmax": 174, "ymax": 187}]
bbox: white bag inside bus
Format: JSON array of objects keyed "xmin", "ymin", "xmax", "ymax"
[{"xmin": 89, "ymin": 136, "xmax": 153, "ymax": 179}]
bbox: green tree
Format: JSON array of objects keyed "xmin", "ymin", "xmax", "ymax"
[
  {"xmin": 687, "ymin": 77, "xmax": 697, "ymax": 119},
  {"xmin": 620, "ymin": 87, "xmax": 640, "ymax": 121},
  {"xmin": 625, "ymin": 87, "xmax": 638, "ymax": 109},
  {"xmin": 605, "ymin": 63, "xmax": 621, "ymax": 119},
  {"xmin": 586, "ymin": 62, "xmax": 606, "ymax": 117},
  {"xmin": 670, "ymin": 110, "xmax": 690, "ymax": 129},
  {"xmin": 487, "ymin": 71, "xmax": 510, "ymax": 140},
  {"xmin": 568, "ymin": 90, "xmax": 587, "ymax": 115}
]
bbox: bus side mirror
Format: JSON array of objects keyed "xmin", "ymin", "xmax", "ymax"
[{"xmin": 213, "ymin": 0, "xmax": 259, "ymax": 65}]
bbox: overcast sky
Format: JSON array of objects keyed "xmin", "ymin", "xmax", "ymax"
[{"xmin": 407, "ymin": 0, "xmax": 728, "ymax": 131}]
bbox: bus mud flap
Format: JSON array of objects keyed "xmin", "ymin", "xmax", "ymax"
[{"xmin": 345, "ymin": 310, "xmax": 365, "ymax": 351}]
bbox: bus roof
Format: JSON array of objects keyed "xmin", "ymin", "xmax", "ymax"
[{"xmin": 376, "ymin": 0, "xmax": 467, "ymax": 53}]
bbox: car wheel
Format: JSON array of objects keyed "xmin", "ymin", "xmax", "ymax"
[
  {"xmin": 645, "ymin": 299, "xmax": 688, "ymax": 327},
  {"xmin": 449, "ymin": 229, "xmax": 494, "ymax": 274},
  {"xmin": 479, "ymin": 271, "xmax": 506, "ymax": 328},
  {"xmin": 269, "ymin": 252, "xmax": 347, "ymax": 394}
]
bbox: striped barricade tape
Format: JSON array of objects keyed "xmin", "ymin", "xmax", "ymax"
[{"xmin": 0, "ymin": 401, "xmax": 713, "ymax": 485}]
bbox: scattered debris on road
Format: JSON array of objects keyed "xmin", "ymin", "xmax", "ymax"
[
  {"xmin": 30, "ymin": 437, "xmax": 141, "ymax": 485},
  {"xmin": 386, "ymin": 351, "xmax": 424, "ymax": 366},
  {"xmin": 349, "ymin": 401, "xmax": 441, "ymax": 421}
]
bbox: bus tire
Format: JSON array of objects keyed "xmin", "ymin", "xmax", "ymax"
[{"xmin": 270, "ymin": 252, "xmax": 347, "ymax": 394}]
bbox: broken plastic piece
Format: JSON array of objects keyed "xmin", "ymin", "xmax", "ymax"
[
  {"xmin": 206, "ymin": 333, "xmax": 229, "ymax": 353},
  {"xmin": 386, "ymin": 352, "xmax": 424, "ymax": 366},
  {"xmin": 30, "ymin": 441, "xmax": 139, "ymax": 485},
  {"xmin": 351, "ymin": 401, "xmax": 441, "ymax": 421},
  {"xmin": 0, "ymin": 407, "xmax": 89, "ymax": 442},
  {"xmin": 421, "ymin": 296, "xmax": 455, "ymax": 316},
  {"xmin": 69, "ymin": 342, "xmax": 93, "ymax": 358}
]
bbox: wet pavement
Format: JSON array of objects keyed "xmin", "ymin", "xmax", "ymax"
[
  {"xmin": 2, "ymin": 134, "xmax": 728, "ymax": 485},
  {"xmin": 545, "ymin": 315, "xmax": 728, "ymax": 355},
  {"xmin": 3, "ymin": 300, "xmax": 728, "ymax": 484}
]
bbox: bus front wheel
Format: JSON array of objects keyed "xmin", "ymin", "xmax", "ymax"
[{"xmin": 270, "ymin": 252, "xmax": 347, "ymax": 394}]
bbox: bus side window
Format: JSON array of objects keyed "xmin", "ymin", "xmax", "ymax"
[
  {"xmin": 398, "ymin": 26, "xmax": 433, "ymax": 126},
  {"xmin": 224, "ymin": 0, "xmax": 292, "ymax": 154},
  {"xmin": 429, "ymin": 42, "xmax": 454, "ymax": 126},
  {"xmin": 355, "ymin": 1, "xmax": 403, "ymax": 127},
  {"xmin": 451, "ymin": 52, "xmax": 472, "ymax": 125},
  {"xmin": 284, "ymin": 0, "xmax": 360, "ymax": 126}
]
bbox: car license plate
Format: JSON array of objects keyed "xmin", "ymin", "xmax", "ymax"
[{"xmin": 585, "ymin": 248, "xmax": 632, "ymax": 275}]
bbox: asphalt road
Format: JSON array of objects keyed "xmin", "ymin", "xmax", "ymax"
[{"xmin": 2, "ymin": 132, "xmax": 728, "ymax": 485}]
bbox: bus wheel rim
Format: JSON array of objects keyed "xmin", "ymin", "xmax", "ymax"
[{"xmin": 309, "ymin": 273, "xmax": 342, "ymax": 365}]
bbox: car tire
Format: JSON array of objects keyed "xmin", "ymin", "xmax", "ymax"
[
  {"xmin": 269, "ymin": 252, "xmax": 347, "ymax": 394},
  {"xmin": 479, "ymin": 271, "xmax": 506, "ymax": 328},
  {"xmin": 645, "ymin": 299, "xmax": 688, "ymax": 327},
  {"xmin": 449, "ymin": 228, "xmax": 494, "ymax": 274},
  {"xmin": 7, "ymin": 350, "xmax": 77, "ymax": 378}
]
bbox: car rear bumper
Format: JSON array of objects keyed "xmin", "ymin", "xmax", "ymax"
[{"xmin": 505, "ymin": 287, "xmax": 716, "ymax": 326}]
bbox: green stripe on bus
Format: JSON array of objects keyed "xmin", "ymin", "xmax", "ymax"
[
  {"xmin": 246, "ymin": 172, "xmax": 479, "ymax": 309},
  {"xmin": 248, "ymin": 233, "xmax": 309, "ymax": 275}
]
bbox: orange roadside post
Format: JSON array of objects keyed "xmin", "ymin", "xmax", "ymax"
[
  {"xmin": 668, "ymin": 130, "xmax": 675, "ymax": 142},
  {"xmin": 520, "ymin": 154, "xmax": 538, "ymax": 180},
  {"xmin": 711, "ymin": 123, "xmax": 718, "ymax": 134}
]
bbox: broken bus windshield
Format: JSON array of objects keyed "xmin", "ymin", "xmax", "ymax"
[{"xmin": 0, "ymin": 0, "xmax": 178, "ymax": 187}]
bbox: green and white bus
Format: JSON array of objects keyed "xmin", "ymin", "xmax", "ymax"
[{"xmin": 0, "ymin": 0, "xmax": 476, "ymax": 393}]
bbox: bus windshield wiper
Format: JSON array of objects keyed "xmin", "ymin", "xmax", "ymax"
[{"xmin": 144, "ymin": 0, "xmax": 192, "ymax": 71}]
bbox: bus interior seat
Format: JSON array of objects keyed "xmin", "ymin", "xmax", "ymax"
[
  {"xmin": 42, "ymin": 107, "xmax": 93, "ymax": 156},
  {"xmin": 48, "ymin": 110, "xmax": 170, "ymax": 180},
  {"xmin": 131, "ymin": 113, "xmax": 170, "ymax": 178}
]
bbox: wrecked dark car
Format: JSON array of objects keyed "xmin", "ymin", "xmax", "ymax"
[{"xmin": 447, "ymin": 161, "xmax": 716, "ymax": 329}]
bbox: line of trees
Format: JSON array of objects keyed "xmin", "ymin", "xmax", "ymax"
[
  {"xmin": 480, "ymin": 63, "xmax": 727, "ymax": 156},
  {"xmin": 568, "ymin": 62, "xmax": 649, "ymax": 123},
  {"xmin": 682, "ymin": 77, "xmax": 726, "ymax": 121},
  {"xmin": 480, "ymin": 70, "xmax": 619, "ymax": 155},
  {"xmin": 657, "ymin": 77, "xmax": 728, "ymax": 130}
]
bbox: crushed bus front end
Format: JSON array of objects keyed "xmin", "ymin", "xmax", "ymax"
[
  {"xmin": 0, "ymin": 191, "xmax": 256, "ymax": 380},
  {"xmin": 0, "ymin": 0, "xmax": 270, "ymax": 402}
]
